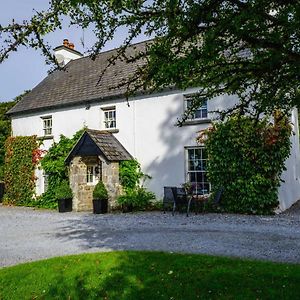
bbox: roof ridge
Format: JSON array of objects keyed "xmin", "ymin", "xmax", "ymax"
[{"xmin": 67, "ymin": 38, "xmax": 151, "ymax": 65}]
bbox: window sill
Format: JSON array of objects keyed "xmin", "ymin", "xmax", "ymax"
[
  {"xmin": 37, "ymin": 135, "xmax": 54, "ymax": 141},
  {"xmin": 103, "ymin": 129, "xmax": 119, "ymax": 134},
  {"xmin": 182, "ymin": 119, "xmax": 211, "ymax": 126}
]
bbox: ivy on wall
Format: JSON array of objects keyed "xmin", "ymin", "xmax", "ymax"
[
  {"xmin": 4, "ymin": 136, "xmax": 40, "ymax": 205},
  {"xmin": 40, "ymin": 129, "xmax": 84, "ymax": 208},
  {"xmin": 200, "ymin": 113, "xmax": 292, "ymax": 215}
]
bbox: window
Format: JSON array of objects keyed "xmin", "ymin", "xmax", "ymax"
[
  {"xmin": 186, "ymin": 147, "xmax": 210, "ymax": 195},
  {"xmin": 86, "ymin": 165, "xmax": 100, "ymax": 185},
  {"xmin": 103, "ymin": 108, "xmax": 116, "ymax": 129},
  {"xmin": 184, "ymin": 95, "xmax": 208, "ymax": 120},
  {"xmin": 42, "ymin": 116, "xmax": 52, "ymax": 136}
]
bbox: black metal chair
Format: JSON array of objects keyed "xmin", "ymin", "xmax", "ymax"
[
  {"xmin": 171, "ymin": 187, "xmax": 188, "ymax": 216},
  {"xmin": 163, "ymin": 186, "xmax": 176, "ymax": 213}
]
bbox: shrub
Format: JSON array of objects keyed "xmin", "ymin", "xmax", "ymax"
[
  {"xmin": 93, "ymin": 181, "xmax": 108, "ymax": 200},
  {"xmin": 200, "ymin": 113, "xmax": 291, "ymax": 215},
  {"xmin": 55, "ymin": 180, "xmax": 73, "ymax": 200},
  {"xmin": 118, "ymin": 159, "xmax": 155, "ymax": 210},
  {"xmin": 117, "ymin": 187, "xmax": 155, "ymax": 210}
]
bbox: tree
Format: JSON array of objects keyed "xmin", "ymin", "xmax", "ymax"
[
  {"xmin": 0, "ymin": 1, "xmax": 299, "ymax": 120},
  {"xmin": 0, "ymin": 91, "xmax": 30, "ymax": 179}
]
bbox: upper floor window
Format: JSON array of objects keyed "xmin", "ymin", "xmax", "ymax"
[
  {"xmin": 42, "ymin": 116, "xmax": 52, "ymax": 136},
  {"xmin": 103, "ymin": 107, "xmax": 116, "ymax": 129},
  {"xmin": 184, "ymin": 95, "xmax": 208, "ymax": 120}
]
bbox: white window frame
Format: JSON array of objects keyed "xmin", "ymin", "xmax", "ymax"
[
  {"xmin": 185, "ymin": 147, "xmax": 210, "ymax": 195},
  {"xmin": 42, "ymin": 116, "xmax": 52, "ymax": 136},
  {"xmin": 184, "ymin": 95, "xmax": 208, "ymax": 120},
  {"xmin": 86, "ymin": 165, "xmax": 99, "ymax": 185},
  {"xmin": 103, "ymin": 108, "xmax": 116, "ymax": 129}
]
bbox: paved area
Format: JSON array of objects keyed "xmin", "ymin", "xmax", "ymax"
[{"xmin": 0, "ymin": 204, "xmax": 300, "ymax": 267}]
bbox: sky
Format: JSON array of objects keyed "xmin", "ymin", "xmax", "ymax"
[{"xmin": 0, "ymin": 1, "xmax": 141, "ymax": 102}]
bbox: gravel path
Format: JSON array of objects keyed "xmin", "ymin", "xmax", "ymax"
[{"xmin": 1, "ymin": 204, "xmax": 300, "ymax": 268}]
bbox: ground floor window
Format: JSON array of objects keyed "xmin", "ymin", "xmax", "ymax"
[
  {"xmin": 86, "ymin": 165, "xmax": 100, "ymax": 185},
  {"xmin": 186, "ymin": 147, "xmax": 210, "ymax": 195}
]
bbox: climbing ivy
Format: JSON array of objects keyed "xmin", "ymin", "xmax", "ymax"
[
  {"xmin": 3, "ymin": 136, "xmax": 40, "ymax": 205},
  {"xmin": 119, "ymin": 160, "xmax": 144, "ymax": 192},
  {"xmin": 39, "ymin": 129, "xmax": 84, "ymax": 208},
  {"xmin": 118, "ymin": 160, "xmax": 155, "ymax": 210},
  {"xmin": 200, "ymin": 113, "xmax": 292, "ymax": 215}
]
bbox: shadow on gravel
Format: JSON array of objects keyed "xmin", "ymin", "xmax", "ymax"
[
  {"xmin": 54, "ymin": 214, "xmax": 127, "ymax": 250},
  {"xmin": 51, "ymin": 211, "xmax": 300, "ymax": 264}
]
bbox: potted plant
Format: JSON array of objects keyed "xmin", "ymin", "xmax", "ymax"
[
  {"xmin": 55, "ymin": 180, "xmax": 73, "ymax": 213},
  {"xmin": 92, "ymin": 181, "xmax": 108, "ymax": 214}
]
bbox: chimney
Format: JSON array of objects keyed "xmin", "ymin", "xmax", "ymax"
[
  {"xmin": 63, "ymin": 39, "xmax": 69, "ymax": 47},
  {"xmin": 54, "ymin": 39, "xmax": 83, "ymax": 67}
]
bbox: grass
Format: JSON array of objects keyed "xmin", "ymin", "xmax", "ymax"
[{"xmin": 0, "ymin": 251, "xmax": 299, "ymax": 300}]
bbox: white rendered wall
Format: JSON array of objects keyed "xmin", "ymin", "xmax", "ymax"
[
  {"xmin": 278, "ymin": 108, "xmax": 300, "ymax": 211},
  {"xmin": 11, "ymin": 91, "xmax": 300, "ymax": 210}
]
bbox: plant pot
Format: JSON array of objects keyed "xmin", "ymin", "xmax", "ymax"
[
  {"xmin": 93, "ymin": 198, "xmax": 108, "ymax": 214},
  {"xmin": 0, "ymin": 182, "xmax": 4, "ymax": 202},
  {"xmin": 58, "ymin": 198, "xmax": 72, "ymax": 213}
]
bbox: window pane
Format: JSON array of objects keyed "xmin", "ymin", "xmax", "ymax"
[
  {"xmin": 201, "ymin": 109, "xmax": 208, "ymax": 118},
  {"xmin": 188, "ymin": 149, "xmax": 194, "ymax": 160},
  {"xmin": 194, "ymin": 149, "xmax": 201, "ymax": 159},
  {"xmin": 184, "ymin": 96, "xmax": 208, "ymax": 120},
  {"xmin": 186, "ymin": 147, "xmax": 210, "ymax": 194},
  {"xmin": 104, "ymin": 109, "xmax": 116, "ymax": 129}
]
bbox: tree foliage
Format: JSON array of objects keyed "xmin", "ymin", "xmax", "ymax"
[
  {"xmin": 0, "ymin": 101, "xmax": 15, "ymax": 180},
  {"xmin": 0, "ymin": 91, "xmax": 30, "ymax": 179},
  {"xmin": 200, "ymin": 113, "xmax": 292, "ymax": 214},
  {"xmin": 0, "ymin": 1, "xmax": 299, "ymax": 119}
]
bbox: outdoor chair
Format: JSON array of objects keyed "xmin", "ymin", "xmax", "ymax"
[
  {"xmin": 171, "ymin": 187, "xmax": 188, "ymax": 216},
  {"xmin": 163, "ymin": 186, "xmax": 176, "ymax": 213}
]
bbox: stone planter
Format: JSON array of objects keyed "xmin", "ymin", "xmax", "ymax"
[
  {"xmin": 58, "ymin": 198, "xmax": 72, "ymax": 213},
  {"xmin": 93, "ymin": 198, "xmax": 108, "ymax": 214}
]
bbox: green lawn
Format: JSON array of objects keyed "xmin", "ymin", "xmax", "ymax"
[{"xmin": 0, "ymin": 251, "xmax": 299, "ymax": 300}]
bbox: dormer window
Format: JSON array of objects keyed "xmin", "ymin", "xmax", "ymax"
[
  {"xmin": 42, "ymin": 116, "xmax": 52, "ymax": 136},
  {"xmin": 184, "ymin": 95, "xmax": 208, "ymax": 120},
  {"xmin": 102, "ymin": 107, "xmax": 116, "ymax": 129}
]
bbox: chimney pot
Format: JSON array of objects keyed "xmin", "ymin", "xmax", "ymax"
[
  {"xmin": 68, "ymin": 43, "xmax": 75, "ymax": 49},
  {"xmin": 63, "ymin": 39, "xmax": 69, "ymax": 47}
]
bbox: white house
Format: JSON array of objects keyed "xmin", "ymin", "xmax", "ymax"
[{"xmin": 7, "ymin": 40, "xmax": 300, "ymax": 212}]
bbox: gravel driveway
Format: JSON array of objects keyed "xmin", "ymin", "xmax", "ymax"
[{"xmin": 1, "ymin": 204, "xmax": 300, "ymax": 268}]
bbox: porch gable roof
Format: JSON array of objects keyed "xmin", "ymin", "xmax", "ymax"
[{"xmin": 65, "ymin": 129, "xmax": 133, "ymax": 164}]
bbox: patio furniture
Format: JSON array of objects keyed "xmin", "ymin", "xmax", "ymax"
[
  {"xmin": 163, "ymin": 186, "xmax": 176, "ymax": 213},
  {"xmin": 187, "ymin": 194, "xmax": 209, "ymax": 216},
  {"xmin": 171, "ymin": 187, "xmax": 188, "ymax": 216}
]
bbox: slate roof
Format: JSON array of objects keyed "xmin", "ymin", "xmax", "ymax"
[
  {"xmin": 65, "ymin": 129, "xmax": 133, "ymax": 164},
  {"xmin": 8, "ymin": 41, "xmax": 147, "ymax": 116}
]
